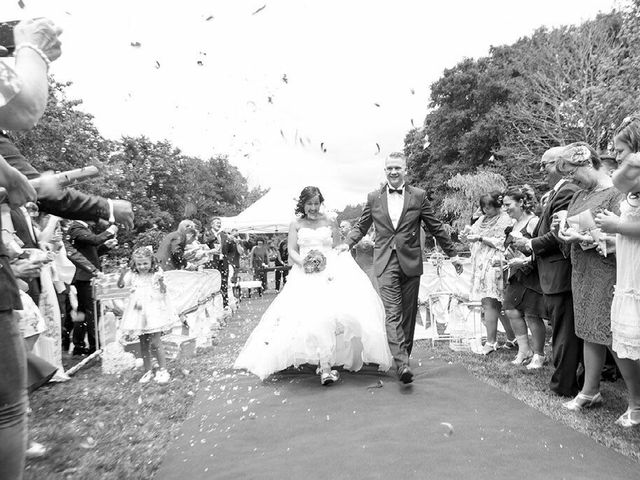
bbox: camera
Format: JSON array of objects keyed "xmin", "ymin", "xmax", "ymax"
[{"xmin": 0, "ymin": 20, "xmax": 20, "ymax": 56}]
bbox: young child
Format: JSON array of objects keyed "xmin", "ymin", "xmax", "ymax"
[
  {"xmin": 118, "ymin": 247, "xmax": 177, "ymax": 384},
  {"xmin": 595, "ymin": 114, "xmax": 640, "ymax": 427}
]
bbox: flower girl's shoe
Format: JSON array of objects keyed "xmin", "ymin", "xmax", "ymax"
[{"xmin": 320, "ymin": 370, "xmax": 339, "ymax": 386}]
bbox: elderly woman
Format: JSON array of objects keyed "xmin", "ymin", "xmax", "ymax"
[
  {"xmin": 461, "ymin": 191, "xmax": 515, "ymax": 354},
  {"xmin": 502, "ymin": 186, "xmax": 547, "ymax": 368},
  {"xmin": 556, "ymin": 143, "xmax": 624, "ymax": 412}
]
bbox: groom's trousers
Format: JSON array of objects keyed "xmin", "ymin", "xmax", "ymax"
[{"xmin": 377, "ymin": 251, "xmax": 420, "ymax": 371}]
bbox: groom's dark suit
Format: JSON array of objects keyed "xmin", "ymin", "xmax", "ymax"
[
  {"xmin": 347, "ymin": 184, "xmax": 457, "ymax": 371},
  {"xmin": 530, "ymin": 180, "xmax": 583, "ymax": 397}
]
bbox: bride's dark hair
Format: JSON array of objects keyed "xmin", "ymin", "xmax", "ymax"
[{"xmin": 295, "ymin": 186, "xmax": 324, "ymax": 217}]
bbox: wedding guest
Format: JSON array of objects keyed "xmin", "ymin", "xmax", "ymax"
[
  {"xmin": 555, "ymin": 143, "xmax": 623, "ymax": 412},
  {"xmin": 601, "ymin": 154, "xmax": 618, "ymax": 177},
  {"xmin": 461, "ymin": 191, "xmax": 515, "ymax": 354},
  {"xmin": 67, "ymin": 220, "xmax": 117, "ymax": 354},
  {"xmin": 276, "ymin": 235, "xmax": 289, "ymax": 291},
  {"xmin": 0, "ymin": 17, "xmax": 62, "ymax": 480},
  {"xmin": 339, "ymin": 220, "xmax": 357, "ymax": 259},
  {"xmin": 227, "ymin": 228, "xmax": 243, "ymax": 288},
  {"xmin": 250, "ymin": 238, "xmax": 269, "ymax": 291},
  {"xmin": 156, "ymin": 219, "xmax": 194, "ymax": 271},
  {"xmin": 502, "ymin": 186, "xmax": 546, "ymax": 368},
  {"xmin": 204, "ymin": 217, "xmax": 233, "ymax": 308},
  {"xmin": 513, "ymin": 147, "xmax": 583, "ymax": 397},
  {"xmin": 594, "ymin": 115, "xmax": 640, "ymax": 427}
]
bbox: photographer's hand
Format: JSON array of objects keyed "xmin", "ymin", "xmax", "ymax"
[{"xmin": 14, "ymin": 18, "xmax": 63, "ymax": 63}]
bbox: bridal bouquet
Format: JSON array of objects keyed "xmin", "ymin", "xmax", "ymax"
[{"xmin": 303, "ymin": 249, "xmax": 327, "ymax": 274}]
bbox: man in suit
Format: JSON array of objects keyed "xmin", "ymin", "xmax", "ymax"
[
  {"xmin": 513, "ymin": 146, "xmax": 583, "ymax": 397},
  {"xmin": 156, "ymin": 219, "xmax": 194, "ymax": 271},
  {"xmin": 341, "ymin": 152, "xmax": 463, "ymax": 383},
  {"xmin": 204, "ymin": 217, "xmax": 234, "ymax": 308},
  {"xmin": 67, "ymin": 220, "xmax": 117, "ymax": 354}
]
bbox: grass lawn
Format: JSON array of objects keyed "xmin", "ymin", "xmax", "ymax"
[{"xmin": 24, "ymin": 293, "xmax": 640, "ymax": 479}]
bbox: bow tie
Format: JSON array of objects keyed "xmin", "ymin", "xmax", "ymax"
[{"xmin": 388, "ymin": 187, "xmax": 403, "ymax": 194}]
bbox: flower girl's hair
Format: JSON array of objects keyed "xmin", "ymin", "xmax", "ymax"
[
  {"xmin": 130, "ymin": 247, "xmax": 159, "ymax": 273},
  {"xmin": 615, "ymin": 114, "xmax": 640, "ymax": 154}
]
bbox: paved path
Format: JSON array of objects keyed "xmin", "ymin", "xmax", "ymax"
[{"xmin": 155, "ymin": 295, "xmax": 640, "ymax": 480}]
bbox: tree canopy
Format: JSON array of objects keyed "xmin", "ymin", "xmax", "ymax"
[{"xmin": 405, "ymin": 1, "xmax": 640, "ymax": 217}]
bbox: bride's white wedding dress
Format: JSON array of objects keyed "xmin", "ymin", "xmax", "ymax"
[{"xmin": 234, "ymin": 226, "xmax": 393, "ymax": 380}]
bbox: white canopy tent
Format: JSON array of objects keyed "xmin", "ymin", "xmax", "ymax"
[
  {"xmin": 221, "ymin": 179, "xmax": 351, "ymax": 234},
  {"xmin": 221, "ymin": 188, "xmax": 296, "ymax": 234}
]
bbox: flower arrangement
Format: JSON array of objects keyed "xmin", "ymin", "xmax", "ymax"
[{"xmin": 303, "ymin": 249, "xmax": 327, "ymax": 273}]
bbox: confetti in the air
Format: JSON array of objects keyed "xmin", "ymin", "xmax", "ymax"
[
  {"xmin": 155, "ymin": 60, "xmax": 161, "ymax": 69},
  {"xmin": 374, "ymin": 103, "xmax": 381, "ymax": 107},
  {"xmin": 130, "ymin": 41, "xmax": 142, "ymax": 47},
  {"xmin": 440, "ymin": 422, "xmax": 454, "ymax": 436},
  {"xmin": 252, "ymin": 5, "xmax": 267, "ymax": 15},
  {"xmin": 282, "ymin": 74, "xmax": 288, "ymax": 84},
  {"xmin": 376, "ymin": 143, "xmax": 381, "ymax": 154},
  {"xmin": 18, "ymin": 0, "xmax": 25, "ymax": 9},
  {"xmin": 206, "ymin": 15, "xmax": 214, "ymax": 21},
  {"xmin": 410, "ymin": 88, "xmax": 415, "ymax": 95}
]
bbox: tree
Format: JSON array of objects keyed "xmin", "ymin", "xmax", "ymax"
[{"xmin": 442, "ymin": 171, "xmax": 507, "ymax": 230}]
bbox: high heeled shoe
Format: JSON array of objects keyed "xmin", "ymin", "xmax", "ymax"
[
  {"xmin": 615, "ymin": 407, "xmax": 640, "ymax": 428},
  {"xmin": 511, "ymin": 350, "xmax": 533, "ymax": 365},
  {"xmin": 526, "ymin": 353, "xmax": 546, "ymax": 370},
  {"xmin": 481, "ymin": 341, "xmax": 498, "ymax": 355},
  {"xmin": 562, "ymin": 392, "xmax": 603, "ymax": 411}
]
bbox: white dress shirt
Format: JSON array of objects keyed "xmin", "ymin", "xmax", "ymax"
[{"xmin": 387, "ymin": 183, "xmax": 405, "ymax": 230}]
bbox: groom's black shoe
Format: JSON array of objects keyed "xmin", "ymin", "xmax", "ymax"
[{"xmin": 398, "ymin": 366, "xmax": 414, "ymax": 384}]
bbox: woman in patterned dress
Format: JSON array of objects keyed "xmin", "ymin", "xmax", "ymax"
[
  {"xmin": 556, "ymin": 143, "xmax": 624, "ymax": 412},
  {"xmin": 461, "ymin": 191, "xmax": 516, "ymax": 354}
]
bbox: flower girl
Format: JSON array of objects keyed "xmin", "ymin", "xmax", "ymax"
[{"xmin": 117, "ymin": 247, "xmax": 177, "ymax": 384}]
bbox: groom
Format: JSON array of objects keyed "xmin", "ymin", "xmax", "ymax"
[{"xmin": 340, "ymin": 152, "xmax": 462, "ymax": 383}]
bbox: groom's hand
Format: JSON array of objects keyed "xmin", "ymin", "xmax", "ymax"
[{"xmin": 450, "ymin": 256, "xmax": 464, "ymax": 275}]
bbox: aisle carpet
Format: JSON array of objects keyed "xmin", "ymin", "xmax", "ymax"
[{"xmin": 155, "ymin": 300, "xmax": 639, "ymax": 480}]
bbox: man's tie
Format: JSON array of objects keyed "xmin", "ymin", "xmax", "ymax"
[{"xmin": 388, "ymin": 187, "xmax": 403, "ymax": 194}]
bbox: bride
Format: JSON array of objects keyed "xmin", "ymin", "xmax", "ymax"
[{"xmin": 234, "ymin": 186, "xmax": 393, "ymax": 385}]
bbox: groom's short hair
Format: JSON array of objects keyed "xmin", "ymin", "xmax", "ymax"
[{"xmin": 387, "ymin": 152, "xmax": 407, "ymax": 164}]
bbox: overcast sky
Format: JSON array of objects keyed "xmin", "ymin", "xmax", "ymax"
[{"xmin": 2, "ymin": 0, "xmax": 618, "ymax": 208}]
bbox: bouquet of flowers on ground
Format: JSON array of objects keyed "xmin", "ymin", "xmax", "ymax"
[{"xmin": 303, "ymin": 249, "xmax": 327, "ymax": 274}]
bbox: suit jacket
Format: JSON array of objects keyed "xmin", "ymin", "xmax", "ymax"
[
  {"xmin": 530, "ymin": 181, "xmax": 580, "ymax": 295},
  {"xmin": 347, "ymin": 185, "xmax": 457, "ymax": 277},
  {"xmin": 204, "ymin": 230, "xmax": 235, "ymax": 267},
  {"xmin": 156, "ymin": 230, "xmax": 186, "ymax": 271},
  {"xmin": 0, "ymin": 132, "xmax": 110, "ymax": 221},
  {"xmin": 67, "ymin": 221, "xmax": 114, "ymax": 282}
]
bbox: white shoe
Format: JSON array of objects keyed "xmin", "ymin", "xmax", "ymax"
[
  {"xmin": 25, "ymin": 441, "xmax": 47, "ymax": 458},
  {"xmin": 511, "ymin": 350, "xmax": 533, "ymax": 365},
  {"xmin": 482, "ymin": 341, "xmax": 498, "ymax": 355},
  {"xmin": 139, "ymin": 370, "xmax": 153, "ymax": 384},
  {"xmin": 320, "ymin": 370, "xmax": 339, "ymax": 386},
  {"xmin": 155, "ymin": 368, "xmax": 170, "ymax": 384},
  {"xmin": 526, "ymin": 354, "xmax": 545, "ymax": 370}
]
